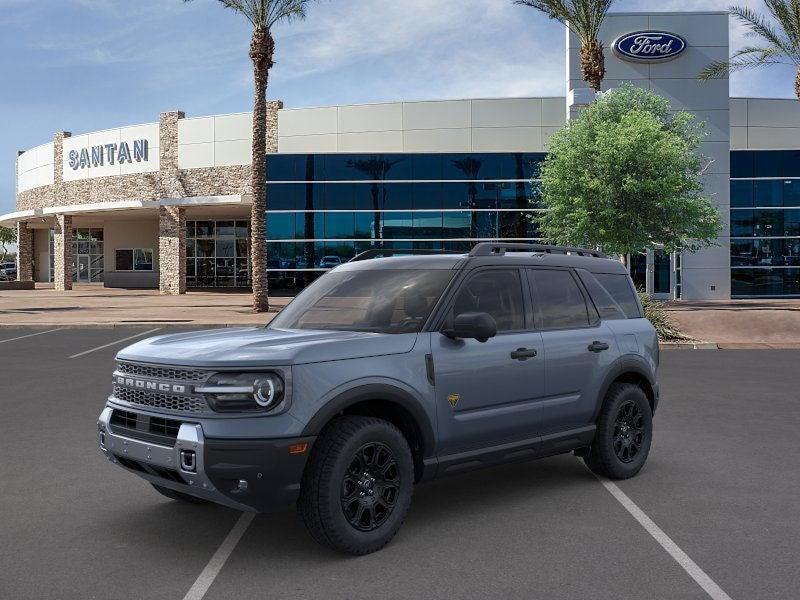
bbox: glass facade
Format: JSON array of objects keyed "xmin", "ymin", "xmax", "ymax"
[
  {"xmin": 186, "ymin": 220, "xmax": 251, "ymax": 288},
  {"xmin": 731, "ymin": 151, "xmax": 800, "ymax": 296},
  {"xmin": 264, "ymin": 153, "xmax": 545, "ymax": 290}
]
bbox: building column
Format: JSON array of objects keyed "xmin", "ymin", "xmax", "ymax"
[
  {"xmin": 16, "ymin": 221, "xmax": 33, "ymax": 282},
  {"xmin": 159, "ymin": 205, "xmax": 186, "ymax": 295},
  {"xmin": 53, "ymin": 214, "xmax": 73, "ymax": 291}
]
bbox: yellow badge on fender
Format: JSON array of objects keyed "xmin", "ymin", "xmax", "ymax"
[{"xmin": 447, "ymin": 393, "xmax": 460, "ymax": 408}]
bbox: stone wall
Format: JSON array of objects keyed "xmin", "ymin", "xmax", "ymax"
[
  {"xmin": 16, "ymin": 221, "xmax": 33, "ymax": 281},
  {"xmin": 53, "ymin": 214, "xmax": 73, "ymax": 291},
  {"xmin": 158, "ymin": 206, "xmax": 186, "ymax": 295}
]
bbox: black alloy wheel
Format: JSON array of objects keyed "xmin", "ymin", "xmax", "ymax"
[
  {"xmin": 583, "ymin": 382, "xmax": 653, "ymax": 479},
  {"xmin": 340, "ymin": 442, "xmax": 400, "ymax": 531},
  {"xmin": 613, "ymin": 400, "xmax": 644, "ymax": 463},
  {"xmin": 298, "ymin": 415, "xmax": 414, "ymax": 555}
]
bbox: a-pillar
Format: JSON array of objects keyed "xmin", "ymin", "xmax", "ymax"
[
  {"xmin": 16, "ymin": 221, "xmax": 34, "ymax": 282},
  {"xmin": 53, "ymin": 214, "xmax": 73, "ymax": 291},
  {"xmin": 159, "ymin": 205, "xmax": 186, "ymax": 295}
]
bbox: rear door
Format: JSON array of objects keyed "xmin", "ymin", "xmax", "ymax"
[
  {"xmin": 432, "ymin": 267, "xmax": 545, "ymax": 455},
  {"xmin": 526, "ymin": 268, "xmax": 619, "ymax": 434}
]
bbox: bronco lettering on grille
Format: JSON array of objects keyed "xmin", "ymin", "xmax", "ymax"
[{"xmin": 115, "ymin": 376, "xmax": 188, "ymax": 395}]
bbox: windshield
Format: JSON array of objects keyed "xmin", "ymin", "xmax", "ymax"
[{"xmin": 269, "ymin": 269, "xmax": 455, "ymax": 334}]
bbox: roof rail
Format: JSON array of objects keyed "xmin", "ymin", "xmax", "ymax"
[
  {"xmin": 349, "ymin": 249, "xmax": 463, "ymax": 262},
  {"xmin": 468, "ymin": 242, "xmax": 607, "ymax": 258}
]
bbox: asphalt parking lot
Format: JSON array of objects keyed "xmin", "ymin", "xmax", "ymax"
[{"xmin": 1, "ymin": 327, "xmax": 798, "ymax": 600}]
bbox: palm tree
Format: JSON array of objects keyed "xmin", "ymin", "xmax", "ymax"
[
  {"xmin": 699, "ymin": 2, "xmax": 800, "ymax": 101},
  {"xmin": 515, "ymin": 0, "xmax": 615, "ymax": 92},
  {"xmin": 185, "ymin": 0, "xmax": 314, "ymax": 312}
]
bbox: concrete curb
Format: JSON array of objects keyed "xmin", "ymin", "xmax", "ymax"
[{"xmin": 660, "ymin": 341, "xmax": 719, "ymax": 350}]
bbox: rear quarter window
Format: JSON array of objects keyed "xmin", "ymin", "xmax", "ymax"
[{"xmin": 593, "ymin": 273, "xmax": 642, "ymax": 319}]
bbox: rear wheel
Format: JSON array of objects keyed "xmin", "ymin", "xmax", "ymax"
[
  {"xmin": 584, "ymin": 383, "xmax": 653, "ymax": 479},
  {"xmin": 298, "ymin": 416, "xmax": 414, "ymax": 555},
  {"xmin": 151, "ymin": 483, "xmax": 208, "ymax": 504}
]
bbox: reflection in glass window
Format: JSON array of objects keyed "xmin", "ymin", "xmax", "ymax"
[
  {"xmin": 529, "ymin": 269, "xmax": 590, "ymax": 329},
  {"xmin": 187, "ymin": 220, "xmax": 250, "ymax": 288}
]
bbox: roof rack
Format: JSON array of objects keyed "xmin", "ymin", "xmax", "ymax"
[
  {"xmin": 468, "ymin": 242, "xmax": 607, "ymax": 258},
  {"xmin": 349, "ymin": 249, "xmax": 463, "ymax": 262}
]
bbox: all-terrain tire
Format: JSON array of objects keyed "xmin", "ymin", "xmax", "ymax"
[
  {"xmin": 151, "ymin": 483, "xmax": 208, "ymax": 504},
  {"xmin": 298, "ymin": 416, "xmax": 414, "ymax": 555},
  {"xmin": 583, "ymin": 383, "xmax": 653, "ymax": 479}
]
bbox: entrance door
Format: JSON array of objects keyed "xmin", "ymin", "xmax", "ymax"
[
  {"xmin": 77, "ymin": 255, "xmax": 90, "ymax": 282},
  {"xmin": 652, "ymin": 249, "xmax": 672, "ymax": 299}
]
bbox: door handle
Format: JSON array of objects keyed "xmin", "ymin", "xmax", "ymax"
[
  {"xmin": 510, "ymin": 348, "xmax": 538, "ymax": 361},
  {"xmin": 588, "ymin": 341, "xmax": 610, "ymax": 353}
]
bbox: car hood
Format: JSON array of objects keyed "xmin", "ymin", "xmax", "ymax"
[{"xmin": 116, "ymin": 327, "xmax": 418, "ymax": 367}]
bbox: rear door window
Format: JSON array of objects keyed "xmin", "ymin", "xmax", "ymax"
[
  {"xmin": 528, "ymin": 269, "xmax": 591, "ymax": 329},
  {"xmin": 577, "ymin": 270, "xmax": 627, "ymax": 320},
  {"xmin": 593, "ymin": 273, "xmax": 642, "ymax": 318}
]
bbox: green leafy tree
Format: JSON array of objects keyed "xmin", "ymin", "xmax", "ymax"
[
  {"xmin": 699, "ymin": 2, "xmax": 800, "ymax": 100},
  {"xmin": 184, "ymin": 0, "xmax": 316, "ymax": 311},
  {"xmin": 515, "ymin": 0, "xmax": 615, "ymax": 91},
  {"xmin": 0, "ymin": 226, "xmax": 15, "ymax": 263},
  {"xmin": 537, "ymin": 84, "xmax": 722, "ymax": 259}
]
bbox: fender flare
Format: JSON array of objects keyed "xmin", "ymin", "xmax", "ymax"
[
  {"xmin": 301, "ymin": 383, "xmax": 436, "ymax": 458},
  {"xmin": 593, "ymin": 356, "xmax": 657, "ymax": 420}
]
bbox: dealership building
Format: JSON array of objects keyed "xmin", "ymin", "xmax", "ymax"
[{"xmin": 4, "ymin": 10, "xmax": 800, "ymax": 300}]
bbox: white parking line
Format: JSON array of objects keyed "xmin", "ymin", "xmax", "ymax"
[
  {"xmin": 68, "ymin": 328, "xmax": 162, "ymax": 359},
  {"xmin": 0, "ymin": 328, "xmax": 63, "ymax": 345},
  {"xmin": 182, "ymin": 512, "xmax": 255, "ymax": 600},
  {"xmin": 593, "ymin": 473, "xmax": 734, "ymax": 600}
]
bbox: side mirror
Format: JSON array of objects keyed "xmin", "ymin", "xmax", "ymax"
[{"xmin": 443, "ymin": 312, "xmax": 497, "ymax": 343}]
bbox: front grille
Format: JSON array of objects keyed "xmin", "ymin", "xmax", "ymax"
[
  {"xmin": 117, "ymin": 361, "xmax": 209, "ymax": 382},
  {"xmin": 110, "ymin": 409, "xmax": 185, "ymax": 446},
  {"xmin": 113, "ymin": 385, "xmax": 209, "ymax": 414}
]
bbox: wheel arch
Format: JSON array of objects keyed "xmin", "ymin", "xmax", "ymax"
[
  {"xmin": 594, "ymin": 358, "xmax": 657, "ymax": 420},
  {"xmin": 301, "ymin": 383, "xmax": 435, "ymax": 483}
]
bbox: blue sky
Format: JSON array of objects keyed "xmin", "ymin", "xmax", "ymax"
[{"xmin": 1, "ymin": 0, "xmax": 797, "ymax": 215}]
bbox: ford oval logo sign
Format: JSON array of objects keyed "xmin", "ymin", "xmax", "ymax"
[{"xmin": 613, "ymin": 31, "xmax": 687, "ymax": 62}]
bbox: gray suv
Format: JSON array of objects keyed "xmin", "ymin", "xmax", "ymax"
[{"xmin": 97, "ymin": 243, "xmax": 659, "ymax": 555}]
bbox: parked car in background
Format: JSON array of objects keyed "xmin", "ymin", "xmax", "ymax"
[
  {"xmin": 319, "ymin": 255, "xmax": 343, "ymax": 269},
  {"xmin": 0, "ymin": 262, "xmax": 16, "ymax": 280}
]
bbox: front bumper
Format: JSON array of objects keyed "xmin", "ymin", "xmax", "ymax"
[{"xmin": 97, "ymin": 407, "xmax": 315, "ymax": 512}]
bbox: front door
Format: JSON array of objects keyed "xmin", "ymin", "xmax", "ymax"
[{"xmin": 432, "ymin": 267, "xmax": 545, "ymax": 455}]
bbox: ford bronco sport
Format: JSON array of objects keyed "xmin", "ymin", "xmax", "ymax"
[{"xmin": 97, "ymin": 243, "xmax": 659, "ymax": 555}]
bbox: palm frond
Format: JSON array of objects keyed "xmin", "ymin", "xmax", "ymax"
[
  {"xmin": 192, "ymin": 0, "xmax": 311, "ymax": 29},
  {"xmin": 700, "ymin": 45, "xmax": 790, "ymax": 79},
  {"xmin": 764, "ymin": 0, "xmax": 800, "ymax": 46},
  {"xmin": 730, "ymin": 5, "xmax": 800, "ymax": 64},
  {"xmin": 515, "ymin": 0, "xmax": 615, "ymax": 43}
]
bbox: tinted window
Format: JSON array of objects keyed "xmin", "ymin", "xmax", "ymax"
[
  {"xmin": 450, "ymin": 269, "xmax": 525, "ymax": 332},
  {"xmin": 577, "ymin": 270, "xmax": 626, "ymax": 320},
  {"xmin": 270, "ymin": 269, "xmax": 454, "ymax": 333},
  {"xmin": 593, "ymin": 273, "xmax": 642, "ymax": 318},
  {"xmin": 529, "ymin": 269, "xmax": 590, "ymax": 329}
]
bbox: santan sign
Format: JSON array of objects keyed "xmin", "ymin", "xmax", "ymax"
[
  {"xmin": 613, "ymin": 31, "xmax": 687, "ymax": 62},
  {"xmin": 68, "ymin": 139, "xmax": 149, "ymax": 170}
]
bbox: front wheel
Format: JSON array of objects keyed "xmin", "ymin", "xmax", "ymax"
[
  {"xmin": 583, "ymin": 383, "xmax": 653, "ymax": 479},
  {"xmin": 298, "ymin": 416, "xmax": 414, "ymax": 555}
]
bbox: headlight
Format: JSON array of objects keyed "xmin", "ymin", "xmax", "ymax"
[{"xmin": 196, "ymin": 372, "xmax": 285, "ymax": 413}]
